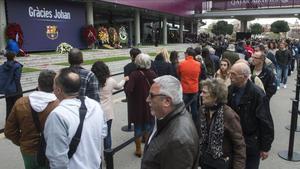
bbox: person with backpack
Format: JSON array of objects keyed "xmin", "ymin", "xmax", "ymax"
[
  {"xmin": 0, "ymin": 51, "xmax": 23, "ymax": 120},
  {"xmin": 4, "ymin": 70, "xmax": 59, "ymax": 169},
  {"xmin": 44, "ymin": 68, "xmax": 107, "ymax": 169}
]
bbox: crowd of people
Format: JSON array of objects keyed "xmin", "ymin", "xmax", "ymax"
[{"xmin": 1, "ymin": 36, "xmax": 299, "ymax": 169}]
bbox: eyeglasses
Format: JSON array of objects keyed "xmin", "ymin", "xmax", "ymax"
[
  {"xmin": 149, "ymin": 93, "xmax": 167, "ymax": 99},
  {"xmin": 252, "ymin": 56, "xmax": 262, "ymax": 60}
]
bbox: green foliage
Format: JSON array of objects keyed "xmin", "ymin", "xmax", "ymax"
[
  {"xmin": 250, "ymin": 23, "xmax": 264, "ymax": 35},
  {"xmin": 22, "ymin": 67, "xmax": 40, "ymax": 73},
  {"xmin": 211, "ymin": 21, "xmax": 234, "ymax": 35},
  {"xmin": 271, "ymin": 20, "xmax": 290, "ymax": 34}
]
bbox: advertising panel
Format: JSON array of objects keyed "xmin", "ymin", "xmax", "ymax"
[{"xmin": 6, "ymin": 0, "xmax": 86, "ymax": 51}]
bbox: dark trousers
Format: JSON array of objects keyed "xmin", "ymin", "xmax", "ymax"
[
  {"xmin": 246, "ymin": 151, "xmax": 260, "ymax": 169},
  {"xmin": 5, "ymin": 94, "xmax": 22, "ymax": 120},
  {"xmin": 104, "ymin": 120, "xmax": 112, "ymax": 150},
  {"xmin": 183, "ymin": 93, "xmax": 198, "ymax": 122}
]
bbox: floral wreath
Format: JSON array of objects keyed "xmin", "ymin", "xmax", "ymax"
[
  {"xmin": 6, "ymin": 23, "xmax": 24, "ymax": 48},
  {"xmin": 82, "ymin": 25, "xmax": 97, "ymax": 46},
  {"xmin": 98, "ymin": 26, "xmax": 109, "ymax": 44}
]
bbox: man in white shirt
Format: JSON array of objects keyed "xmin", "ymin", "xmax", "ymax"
[{"xmin": 44, "ymin": 68, "xmax": 107, "ymax": 169}]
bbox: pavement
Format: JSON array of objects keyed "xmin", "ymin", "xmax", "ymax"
[{"xmin": 1, "ymin": 43, "xmax": 300, "ymax": 169}]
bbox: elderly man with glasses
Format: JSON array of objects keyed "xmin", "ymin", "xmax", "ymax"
[
  {"xmin": 228, "ymin": 62, "xmax": 274, "ymax": 169},
  {"xmin": 141, "ymin": 75, "xmax": 199, "ymax": 169}
]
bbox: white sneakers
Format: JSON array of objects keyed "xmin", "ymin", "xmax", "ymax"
[{"xmin": 283, "ymin": 84, "xmax": 287, "ymax": 89}]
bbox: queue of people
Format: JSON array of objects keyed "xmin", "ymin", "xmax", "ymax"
[{"xmin": 3, "ymin": 36, "xmax": 296, "ymax": 169}]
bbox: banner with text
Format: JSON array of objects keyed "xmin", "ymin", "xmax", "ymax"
[
  {"xmin": 212, "ymin": 0, "xmax": 300, "ymax": 10},
  {"xmin": 6, "ymin": 0, "xmax": 86, "ymax": 51}
]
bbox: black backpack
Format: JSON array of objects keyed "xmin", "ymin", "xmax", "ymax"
[{"xmin": 31, "ymin": 96, "xmax": 87, "ymax": 166}]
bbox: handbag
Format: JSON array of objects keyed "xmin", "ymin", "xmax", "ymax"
[{"xmin": 200, "ymin": 152, "xmax": 230, "ymax": 169}]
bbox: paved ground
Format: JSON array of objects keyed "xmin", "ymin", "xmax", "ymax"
[{"xmin": 1, "ymin": 43, "xmax": 300, "ymax": 168}]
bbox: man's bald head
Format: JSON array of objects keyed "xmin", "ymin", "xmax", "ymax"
[
  {"xmin": 55, "ymin": 68, "xmax": 81, "ymax": 96},
  {"xmin": 68, "ymin": 48, "xmax": 83, "ymax": 65},
  {"xmin": 231, "ymin": 62, "xmax": 251, "ymax": 77},
  {"xmin": 230, "ymin": 62, "xmax": 250, "ymax": 87}
]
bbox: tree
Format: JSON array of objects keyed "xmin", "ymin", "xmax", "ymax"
[
  {"xmin": 271, "ymin": 20, "xmax": 290, "ymax": 34},
  {"xmin": 250, "ymin": 23, "xmax": 263, "ymax": 35},
  {"xmin": 211, "ymin": 21, "xmax": 234, "ymax": 36}
]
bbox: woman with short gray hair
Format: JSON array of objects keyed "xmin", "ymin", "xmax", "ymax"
[
  {"xmin": 196, "ymin": 78, "xmax": 246, "ymax": 169},
  {"xmin": 125, "ymin": 53, "xmax": 157, "ymax": 157}
]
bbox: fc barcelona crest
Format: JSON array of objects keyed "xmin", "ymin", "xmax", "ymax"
[{"xmin": 46, "ymin": 25, "xmax": 59, "ymax": 40}]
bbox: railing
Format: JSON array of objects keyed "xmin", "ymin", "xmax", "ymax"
[{"xmin": 0, "ymin": 71, "xmax": 125, "ymax": 134}]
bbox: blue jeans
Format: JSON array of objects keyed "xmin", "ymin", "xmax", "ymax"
[
  {"xmin": 134, "ymin": 123, "xmax": 153, "ymax": 137},
  {"xmin": 104, "ymin": 120, "xmax": 112, "ymax": 149},
  {"xmin": 183, "ymin": 93, "xmax": 198, "ymax": 122},
  {"xmin": 276, "ymin": 65, "xmax": 289, "ymax": 85}
]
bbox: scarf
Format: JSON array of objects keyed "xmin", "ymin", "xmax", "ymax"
[{"xmin": 199, "ymin": 104, "xmax": 224, "ymax": 159}]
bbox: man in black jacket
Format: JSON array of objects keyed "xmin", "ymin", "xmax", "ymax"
[
  {"xmin": 251, "ymin": 51, "xmax": 277, "ymax": 100},
  {"xmin": 142, "ymin": 75, "xmax": 199, "ymax": 169},
  {"xmin": 228, "ymin": 62, "xmax": 274, "ymax": 169}
]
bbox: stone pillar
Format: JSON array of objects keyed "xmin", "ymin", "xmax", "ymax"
[
  {"xmin": 0, "ymin": 0, "xmax": 7, "ymax": 51},
  {"xmin": 163, "ymin": 16, "xmax": 167, "ymax": 45},
  {"xmin": 240, "ymin": 19, "xmax": 248, "ymax": 32},
  {"xmin": 134, "ymin": 10, "xmax": 140, "ymax": 46},
  {"xmin": 179, "ymin": 19, "xmax": 184, "ymax": 43},
  {"xmin": 86, "ymin": 1, "xmax": 94, "ymax": 26}
]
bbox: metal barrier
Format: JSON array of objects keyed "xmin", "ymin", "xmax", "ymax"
[{"xmin": 0, "ymin": 71, "xmax": 125, "ymax": 134}]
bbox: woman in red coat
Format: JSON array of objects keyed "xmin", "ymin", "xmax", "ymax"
[{"xmin": 125, "ymin": 53, "xmax": 157, "ymax": 157}]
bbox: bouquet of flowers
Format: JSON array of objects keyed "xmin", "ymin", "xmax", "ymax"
[
  {"xmin": 56, "ymin": 42, "xmax": 73, "ymax": 54},
  {"xmin": 82, "ymin": 25, "xmax": 97, "ymax": 46},
  {"xmin": 98, "ymin": 27, "xmax": 109, "ymax": 44}
]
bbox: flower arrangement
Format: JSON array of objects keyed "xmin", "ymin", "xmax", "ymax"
[
  {"xmin": 98, "ymin": 27, "xmax": 109, "ymax": 44},
  {"xmin": 82, "ymin": 25, "xmax": 97, "ymax": 46},
  {"xmin": 108, "ymin": 27, "xmax": 119, "ymax": 46},
  {"xmin": 56, "ymin": 42, "xmax": 73, "ymax": 54},
  {"xmin": 6, "ymin": 23, "xmax": 24, "ymax": 48}
]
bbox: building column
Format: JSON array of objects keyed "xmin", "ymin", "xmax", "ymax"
[
  {"xmin": 240, "ymin": 19, "xmax": 248, "ymax": 32},
  {"xmin": 134, "ymin": 10, "xmax": 140, "ymax": 46},
  {"xmin": 86, "ymin": 1, "xmax": 94, "ymax": 26},
  {"xmin": 129, "ymin": 21, "xmax": 133, "ymax": 47},
  {"xmin": 0, "ymin": 0, "xmax": 7, "ymax": 52},
  {"xmin": 163, "ymin": 16, "xmax": 167, "ymax": 45},
  {"xmin": 179, "ymin": 19, "xmax": 184, "ymax": 43},
  {"xmin": 191, "ymin": 20, "xmax": 194, "ymax": 34}
]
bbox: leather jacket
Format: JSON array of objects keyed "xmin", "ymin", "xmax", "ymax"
[{"xmin": 141, "ymin": 103, "xmax": 199, "ymax": 169}]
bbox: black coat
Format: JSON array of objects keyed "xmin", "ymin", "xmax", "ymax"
[
  {"xmin": 228, "ymin": 80, "xmax": 274, "ymax": 153},
  {"xmin": 141, "ymin": 103, "xmax": 199, "ymax": 169},
  {"xmin": 251, "ymin": 65, "xmax": 277, "ymax": 99},
  {"xmin": 152, "ymin": 56, "xmax": 175, "ymax": 77}
]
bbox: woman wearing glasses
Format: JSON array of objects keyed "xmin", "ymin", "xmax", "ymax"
[{"xmin": 196, "ymin": 79, "xmax": 246, "ymax": 169}]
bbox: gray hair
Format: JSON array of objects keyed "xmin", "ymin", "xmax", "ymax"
[
  {"xmin": 135, "ymin": 53, "xmax": 152, "ymax": 69},
  {"xmin": 154, "ymin": 75, "xmax": 183, "ymax": 105},
  {"xmin": 208, "ymin": 47, "xmax": 216, "ymax": 55},
  {"xmin": 201, "ymin": 78, "xmax": 228, "ymax": 104}
]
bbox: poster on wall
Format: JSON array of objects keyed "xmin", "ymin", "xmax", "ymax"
[{"xmin": 6, "ymin": 0, "xmax": 86, "ymax": 51}]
